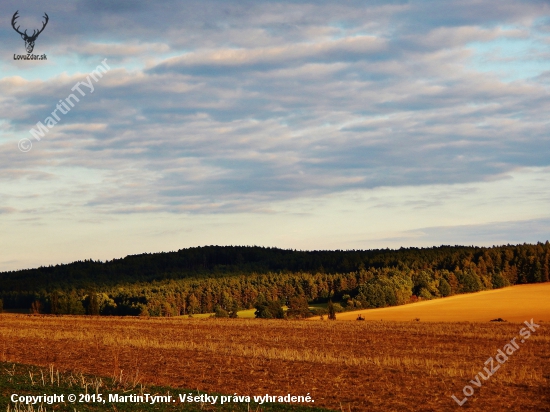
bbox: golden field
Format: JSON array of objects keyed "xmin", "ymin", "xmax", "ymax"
[
  {"xmin": 0, "ymin": 303, "xmax": 549, "ymax": 411},
  {"xmin": 329, "ymin": 283, "xmax": 550, "ymax": 322}
]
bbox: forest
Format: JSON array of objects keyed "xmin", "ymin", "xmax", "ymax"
[{"xmin": 0, "ymin": 243, "xmax": 548, "ymax": 317}]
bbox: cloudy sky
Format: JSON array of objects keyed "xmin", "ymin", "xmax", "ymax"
[{"xmin": 1, "ymin": 0, "xmax": 550, "ymax": 270}]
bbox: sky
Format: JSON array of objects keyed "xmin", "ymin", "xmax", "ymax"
[{"xmin": 1, "ymin": 0, "xmax": 550, "ymax": 271}]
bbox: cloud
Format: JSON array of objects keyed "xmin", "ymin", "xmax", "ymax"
[
  {"xmin": 151, "ymin": 35, "xmax": 387, "ymax": 75},
  {"xmin": 382, "ymin": 218, "xmax": 550, "ymax": 247},
  {"xmin": 0, "ymin": 0, "xmax": 549, "ymax": 220}
]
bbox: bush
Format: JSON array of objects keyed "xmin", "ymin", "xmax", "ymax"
[
  {"xmin": 254, "ymin": 300, "xmax": 284, "ymax": 319},
  {"xmin": 228, "ymin": 302, "xmax": 239, "ymax": 318},
  {"xmin": 214, "ymin": 306, "xmax": 229, "ymax": 318},
  {"xmin": 312, "ymin": 308, "xmax": 327, "ymax": 316},
  {"xmin": 332, "ymin": 303, "xmax": 344, "ymax": 313}
]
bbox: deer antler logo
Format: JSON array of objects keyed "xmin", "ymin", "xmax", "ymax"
[{"xmin": 12, "ymin": 10, "xmax": 49, "ymax": 54}]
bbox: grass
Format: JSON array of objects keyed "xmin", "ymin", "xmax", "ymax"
[
  {"xmin": 0, "ymin": 362, "xmax": 333, "ymax": 412},
  {"xmin": 235, "ymin": 309, "xmax": 256, "ymax": 318},
  {"xmin": 175, "ymin": 309, "xmax": 275, "ymax": 319},
  {"xmin": 181, "ymin": 313, "xmax": 214, "ymax": 319}
]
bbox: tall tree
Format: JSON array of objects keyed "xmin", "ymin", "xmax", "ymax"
[{"xmin": 327, "ymin": 300, "xmax": 336, "ymax": 320}]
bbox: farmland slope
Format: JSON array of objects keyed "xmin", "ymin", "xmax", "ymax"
[{"xmin": 329, "ymin": 283, "xmax": 550, "ymax": 322}]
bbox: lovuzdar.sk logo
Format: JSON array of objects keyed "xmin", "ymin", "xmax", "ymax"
[{"xmin": 12, "ymin": 10, "xmax": 49, "ymax": 61}]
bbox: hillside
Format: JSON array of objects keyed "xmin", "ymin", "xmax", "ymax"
[
  {"xmin": 0, "ymin": 243, "xmax": 549, "ymax": 316},
  {"xmin": 1, "ymin": 243, "xmax": 549, "ymax": 290},
  {"xmin": 326, "ymin": 283, "xmax": 550, "ymax": 322}
]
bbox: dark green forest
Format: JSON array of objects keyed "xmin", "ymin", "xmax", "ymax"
[{"xmin": 0, "ymin": 243, "xmax": 548, "ymax": 317}]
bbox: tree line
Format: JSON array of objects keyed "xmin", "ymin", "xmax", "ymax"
[{"xmin": 0, "ymin": 243, "xmax": 548, "ymax": 317}]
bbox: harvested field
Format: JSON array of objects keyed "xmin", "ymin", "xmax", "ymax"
[
  {"xmin": 331, "ymin": 283, "xmax": 550, "ymax": 322},
  {"xmin": 0, "ymin": 314, "xmax": 548, "ymax": 411}
]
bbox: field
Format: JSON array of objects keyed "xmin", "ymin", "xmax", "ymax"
[
  {"xmin": 330, "ymin": 283, "xmax": 550, "ymax": 322},
  {"xmin": 1, "ymin": 311, "xmax": 549, "ymax": 411},
  {"xmin": 180, "ymin": 309, "xmax": 264, "ymax": 319},
  {"xmin": 0, "ymin": 362, "xmax": 331, "ymax": 412}
]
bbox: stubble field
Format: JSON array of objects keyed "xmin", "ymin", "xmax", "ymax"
[
  {"xmin": 0, "ymin": 313, "xmax": 548, "ymax": 411},
  {"xmin": 331, "ymin": 283, "xmax": 550, "ymax": 322}
]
